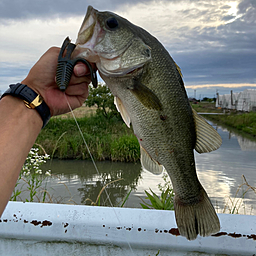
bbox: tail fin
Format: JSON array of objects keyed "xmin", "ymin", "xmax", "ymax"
[{"xmin": 174, "ymin": 189, "xmax": 220, "ymax": 240}]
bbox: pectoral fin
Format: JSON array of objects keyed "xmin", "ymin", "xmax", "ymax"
[
  {"xmin": 114, "ymin": 97, "xmax": 131, "ymax": 128},
  {"xmin": 140, "ymin": 145, "xmax": 163, "ymax": 175},
  {"xmin": 193, "ymin": 109, "xmax": 222, "ymax": 153},
  {"xmin": 130, "ymin": 80, "xmax": 162, "ymax": 111}
]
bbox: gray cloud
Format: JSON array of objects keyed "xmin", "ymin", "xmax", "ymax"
[
  {"xmin": 177, "ymin": 50, "xmax": 256, "ymax": 85},
  {"xmin": 0, "ymin": 0, "xmax": 90, "ymax": 20},
  {"xmin": 160, "ymin": 2, "xmax": 256, "ymax": 87},
  {"xmin": 1, "ymin": 0, "xmax": 255, "ymax": 95},
  {"xmin": 238, "ymin": 0, "xmax": 256, "ymax": 14},
  {"xmin": 0, "ymin": 0, "xmax": 153, "ymax": 20}
]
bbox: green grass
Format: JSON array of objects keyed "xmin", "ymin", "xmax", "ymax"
[
  {"xmin": 191, "ymin": 102, "xmax": 222, "ymax": 113},
  {"xmin": 191, "ymin": 102, "xmax": 256, "ymax": 137},
  {"xmin": 36, "ymin": 103, "xmax": 256, "ymax": 160},
  {"xmin": 205, "ymin": 111, "xmax": 256, "ymax": 136},
  {"xmin": 36, "ymin": 114, "xmax": 140, "ymax": 161},
  {"xmin": 110, "ymin": 134, "xmax": 140, "ymax": 162},
  {"xmin": 140, "ymin": 187, "xmax": 174, "ymax": 210}
]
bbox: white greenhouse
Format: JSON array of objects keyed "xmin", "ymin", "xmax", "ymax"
[{"xmin": 216, "ymin": 89, "xmax": 256, "ymax": 112}]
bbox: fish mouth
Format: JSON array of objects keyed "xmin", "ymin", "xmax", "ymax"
[
  {"xmin": 76, "ymin": 6, "xmax": 97, "ymax": 46},
  {"xmin": 72, "ymin": 6, "xmax": 151, "ymax": 77},
  {"xmin": 72, "ymin": 6, "xmax": 102, "ymax": 62},
  {"xmin": 73, "ymin": 6, "xmax": 131, "ymax": 62}
]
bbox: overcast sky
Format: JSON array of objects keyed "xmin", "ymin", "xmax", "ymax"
[{"xmin": 1, "ymin": 0, "xmax": 255, "ymax": 98}]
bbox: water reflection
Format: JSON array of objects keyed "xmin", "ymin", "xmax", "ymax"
[
  {"xmin": 238, "ymin": 137, "xmax": 256, "ymax": 151},
  {"xmin": 76, "ymin": 162, "xmax": 141, "ymax": 206},
  {"xmin": 195, "ymin": 121, "xmax": 256, "ymax": 214},
  {"xmin": 40, "ymin": 160, "xmax": 142, "ymax": 207},
  {"xmin": 16, "ymin": 120, "xmax": 256, "ymax": 215}
]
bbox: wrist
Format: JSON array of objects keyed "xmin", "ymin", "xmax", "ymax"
[
  {"xmin": 0, "ymin": 96, "xmax": 43, "ymax": 129},
  {"xmin": 0, "ymin": 83, "xmax": 51, "ymax": 128}
]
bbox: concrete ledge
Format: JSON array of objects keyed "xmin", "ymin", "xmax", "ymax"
[{"xmin": 0, "ymin": 201, "xmax": 255, "ymax": 255}]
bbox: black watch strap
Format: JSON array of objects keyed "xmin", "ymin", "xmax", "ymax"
[{"xmin": 1, "ymin": 83, "xmax": 51, "ymax": 128}]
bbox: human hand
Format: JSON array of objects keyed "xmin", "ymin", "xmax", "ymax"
[{"xmin": 22, "ymin": 47, "xmax": 95, "ymax": 116}]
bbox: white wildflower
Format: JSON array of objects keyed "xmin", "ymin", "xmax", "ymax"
[
  {"xmin": 45, "ymin": 170, "xmax": 51, "ymax": 176},
  {"xmin": 36, "ymin": 169, "xmax": 42, "ymax": 174}
]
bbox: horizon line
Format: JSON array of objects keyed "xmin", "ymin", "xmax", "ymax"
[{"xmin": 185, "ymin": 83, "xmax": 256, "ymax": 89}]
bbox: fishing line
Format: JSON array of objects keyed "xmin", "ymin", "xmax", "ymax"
[{"xmin": 64, "ymin": 93, "xmax": 135, "ymax": 255}]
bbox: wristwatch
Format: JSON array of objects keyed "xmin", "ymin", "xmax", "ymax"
[{"xmin": 1, "ymin": 83, "xmax": 51, "ymax": 128}]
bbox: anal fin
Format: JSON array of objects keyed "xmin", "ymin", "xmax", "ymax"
[{"xmin": 140, "ymin": 145, "xmax": 163, "ymax": 175}]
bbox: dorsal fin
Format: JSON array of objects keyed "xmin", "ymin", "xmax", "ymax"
[
  {"xmin": 193, "ymin": 109, "xmax": 222, "ymax": 153},
  {"xmin": 114, "ymin": 96, "xmax": 131, "ymax": 128},
  {"xmin": 175, "ymin": 62, "xmax": 183, "ymax": 77},
  {"xmin": 140, "ymin": 145, "xmax": 163, "ymax": 175}
]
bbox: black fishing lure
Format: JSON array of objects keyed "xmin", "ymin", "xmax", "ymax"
[{"xmin": 56, "ymin": 37, "xmax": 98, "ymax": 91}]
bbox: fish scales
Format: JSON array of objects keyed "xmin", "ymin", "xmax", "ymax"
[
  {"xmin": 72, "ymin": 6, "xmax": 222, "ymax": 240},
  {"xmin": 103, "ymin": 26, "xmax": 200, "ymax": 204}
]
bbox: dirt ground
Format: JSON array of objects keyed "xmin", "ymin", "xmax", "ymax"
[{"xmin": 59, "ymin": 105, "xmax": 97, "ymax": 118}]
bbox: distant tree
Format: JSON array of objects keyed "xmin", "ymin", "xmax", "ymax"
[
  {"xmin": 85, "ymin": 83, "xmax": 121, "ymax": 119},
  {"xmin": 202, "ymin": 97, "xmax": 216, "ymax": 102}
]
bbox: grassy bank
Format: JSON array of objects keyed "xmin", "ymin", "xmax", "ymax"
[
  {"xmin": 191, "ymin": 102, "xmax": 256, "ymax": 136},
  {"xmin": 192, "ymin": 102, "xmax": 222, "ymax": 113},
  {"xmin": 206, "ymin": 112, "xmax": 256, "ymax": 136},
  {"xmin": 36, "ymin": 114, "xmax": 140, "ymax": 162},
  {"xmin": 36, "ymin": 102, "xmax": 256, "ymax": 160}
]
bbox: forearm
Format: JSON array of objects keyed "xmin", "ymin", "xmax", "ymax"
[
  {"xmin": 0, "ymin": 96, "xmax": 42, "ymax": 216},
  {"xmin": 0, "ymin": 47, "xmax": 91, "ymax": 217}
]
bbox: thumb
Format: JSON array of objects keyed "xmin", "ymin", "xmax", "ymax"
[{"xmin": 73, "ymin": 63, "xmax": 88, "ymax": 77}]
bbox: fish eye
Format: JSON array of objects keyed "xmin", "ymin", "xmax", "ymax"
[{"xmin": 106, "ymin": 17, "xmax": 119, "ymax": 30}]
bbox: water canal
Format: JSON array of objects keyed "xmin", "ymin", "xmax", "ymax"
[{"xmin": 15, "ymin": 120, "xmax": 256, "ymax": 215}]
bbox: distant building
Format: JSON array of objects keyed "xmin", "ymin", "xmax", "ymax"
[{"xmin": 216, "ymin": 89, "xmax": 256, "ymax": 112}]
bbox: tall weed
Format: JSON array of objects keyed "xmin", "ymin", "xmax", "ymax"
[
  {"xmin": 223, "ymin": 175, "xmax": 256, "ymax": 214},
  {"xmin": 36, "ymin": 114, "xmax": 139, "ymax": 161},
  {"xmin": 110, "ymin": 135, "xmax": 140, "ymax": 162}
]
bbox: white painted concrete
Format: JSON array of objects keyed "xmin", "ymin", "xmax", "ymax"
[{"xmin": 0, "ymin": 201, "xmax": 255, "ymax": 255}]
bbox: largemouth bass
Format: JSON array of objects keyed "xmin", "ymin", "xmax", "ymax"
[{"xmin": 72, "ymin": 6, "xmax": 222, "ymax": 240}]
